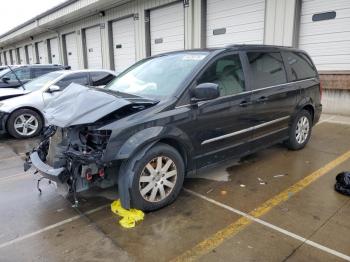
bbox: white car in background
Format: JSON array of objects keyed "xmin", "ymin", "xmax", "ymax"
[{"xmin": 0, "ymin": 69, "xmax": 117, "ymax": 138}]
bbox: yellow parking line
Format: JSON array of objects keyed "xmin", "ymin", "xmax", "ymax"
[{"xmin": 173, "ymin": 150, "xmax": 350, "ymax": 262}]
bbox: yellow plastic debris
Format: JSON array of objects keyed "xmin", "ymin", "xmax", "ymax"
[{"xmin": 110, "ymin": 199, "xmax": 145, "ymax": 228}]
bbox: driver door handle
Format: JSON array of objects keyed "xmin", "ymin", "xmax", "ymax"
[{"xmin": 239, "ymin": 100, "xmax": 252, "ymax": 107}]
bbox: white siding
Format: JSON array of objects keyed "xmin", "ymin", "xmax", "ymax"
[
  {"xmin": 49, "ymin": 38, "xmax": 60, "ymax": 64},
  {"xmin": 18, "ymin": 47, "xmax": 26, "ymax": 64},
  {"xmin": 299, "ymin": 0, "xmax": 350, "ymax": 70},
  {"xmin": 112, "ymin": 17, "xmax": 136, "ymax": 73},
  {"xmin": 85, "ymin": 26, "xmax": 103, "ymax": 69},
  {"xmin": 150, "ymin": 2, "xmax": 185, "ymax": 55},
  {"xmin": 36, "ymin": 41, "xmax": 46, "ymax": 64},
  {"xmin": 64, "ymin": 33, "xmax": 79, "ymax": 70},
  {"xmin": 206, "ymin": 0, "xmax": 265, "ymax": 47}
]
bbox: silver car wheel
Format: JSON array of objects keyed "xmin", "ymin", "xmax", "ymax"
[
  {"xmin": 14, "ymin": 114, "xmax": 39, "ymax": 137},
  {"xmin": 295, "ymin": 116, "xmax": 310, "ymax": 144},
  {"xmin": 139, "ymin": 156, "xmax": 178, "ymax": 203}
]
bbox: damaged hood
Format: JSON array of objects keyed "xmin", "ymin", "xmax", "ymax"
[
  {"xmin": 0, "ymin": 88, "xmax": 27, "ymax": 101},
  {"xmin": 44, "ymin": 83, "xmax": 132, "ymax": 128}
]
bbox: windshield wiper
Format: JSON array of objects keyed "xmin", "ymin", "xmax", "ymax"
[{"xmin": 7, "ymin": 66, "xmax": 25, "ymax": 90}]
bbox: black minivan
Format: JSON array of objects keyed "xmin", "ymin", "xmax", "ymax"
[{"xmin": 27, "ymin": 45, "xmax": 322, "ymax": 211}]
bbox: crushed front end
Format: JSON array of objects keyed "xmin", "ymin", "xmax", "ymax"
[{"xmin": 25, "ymin": 124, "xmax": 115, "ymax": 205}]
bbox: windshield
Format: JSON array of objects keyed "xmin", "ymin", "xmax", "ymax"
[
  {"xmin": 23, "ymin": 71, "xmax": 64, "ymax": 92},
  {"xmin": 106, "ymin": 52, "xmax": 209, "ymax": 99}
]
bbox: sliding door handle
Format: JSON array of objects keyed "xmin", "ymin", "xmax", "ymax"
[{"xmin": 256, "ymin": 96, "xmax": 268, "ymax": 103}]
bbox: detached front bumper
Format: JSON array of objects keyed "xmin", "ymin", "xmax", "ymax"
[
  {"xmin": 0, "ymin": 111, "xmax": 9, "ymax": 135},
  {"xmin": 25, "ymin": 151, "xmax": 66, "ymax": 183}
]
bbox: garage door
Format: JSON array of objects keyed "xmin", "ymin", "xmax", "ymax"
[
  {"xmin": 26, "ymin": 45, "xmax": 34, "ymax": 64},
  {"xmin": 112, "ymin": 17, "xmax": 136, "ymax": 73},
  {"xmin": 65, "ymin": 33, "xmax": 79, "ymax": 70},
  {"xmin": 49, "ymin": 38, "xmax": 60, "ymax": 64},
  {"xmin": 206, "ymin": 0, "xmax": 265, "ymax": 47},
  {"xmin": 36, "ymin": 42, "xmax": 46, "ymax": 64},
  {"xmin": 6, "ymin": 51, "xmax": 11, "ymax": 65},
  {"xmin": 150, "ymin": 2, "xmax": 185, "ymax": 55},
  {"xmin": 299, "ymin": 0, "xmax": 350, "ymax": 71},
  {"xmin": 19, "ymin": 47, "xmax": 26, "ymax": 64},
  {"xmin": 2, "ymin": 52, "xmax": 6, "ymax": 65},
  {"xmin": 9, "ymin": 50, "xmax": 14, "ymax": 64},
  {"xmin": 85, "ymin": 26, "xmax": 103, "ymax": 69}
]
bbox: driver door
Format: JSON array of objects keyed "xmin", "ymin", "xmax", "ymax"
[
  {"xmin": 192, "ymin": 52, "xmax": 254, "ymax": 169},
  {"xmin": 42, "ymin": 72, "xmax": 89, "ymax": 106}
]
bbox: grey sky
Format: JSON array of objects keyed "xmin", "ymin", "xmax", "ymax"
[{"xmin": 0, "ymin": 0, "xmax": 66, "ymax": 35}]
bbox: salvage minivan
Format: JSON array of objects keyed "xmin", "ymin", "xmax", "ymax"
[{"xmin": 26, "ymin": 45, "xmax": 322, "ymax": 211}]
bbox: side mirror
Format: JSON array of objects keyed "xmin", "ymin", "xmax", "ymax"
[
  {"xmin": 47, "ymin": 85, "xmax": 61, "ymax": 93},
  {"xmin": 191, "ymin": 83, "xmax": 220, "ymax": 102},
  {"xmin": 2, "ymin": 77, "xmax": 10, "ymax": 83}
]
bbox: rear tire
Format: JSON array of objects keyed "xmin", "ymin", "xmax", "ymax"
[
  {"xmin": 285, "ymin": 109, "xmax": 312, "ymax": 150},
  {"xmin": 120, "ymin": 143, "xmax": 185, "ymax": 212},
  {"xmin": 7, "ymin": 109, "xmax": 43, "ymax": 139}
]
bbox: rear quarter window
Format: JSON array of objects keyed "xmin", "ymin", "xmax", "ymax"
[
  {"xmin": 283, "ymin": 51, "xmax": 317, "ymax": 81},
  {"xmin": 32, "ymin": 67, "xmax": 60, "ymax": 78},
  {"xmin": 247, "ymin": 52, "xmax": 287, "ymax": 89}
]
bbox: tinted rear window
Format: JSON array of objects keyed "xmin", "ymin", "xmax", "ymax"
[
  {"xmin": 32, "ymin": 67, "xmax": 61, "ymax": 78},
  {"xmin": 247, "ymin": 52, "xmax": 287, "ymax": 89},
  {"xmin": 284, "ymin": 52, "xmax": 317, "ymax": 81}
]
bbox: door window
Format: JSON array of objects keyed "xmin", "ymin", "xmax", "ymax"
[
  {"xmin": 4, "ymin": 67, "xmax": 31, "ymax": 81},
  {"xmin": 198, "ymin": 54, "xmax": 245, "ymax": 97},
  {"xmin": 90, "ymin": 72, "xmax": 115, "ymax": 87},
  {"xmin": 247, "ymin": 52, "xmax": 287, "ymax": 89},
  {"xmin": 284, "ymin": 52, "xmax": 317, "ymax": 81},
  {"xmin": 56, "ymin": 73, "xmax": 89, "ymax": 90},
  {"xmin": 32, "ymin": 67, "xmax": 60, "ymax": 78}
]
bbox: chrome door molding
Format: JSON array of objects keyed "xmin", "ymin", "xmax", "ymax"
[{"xmin": 201, "ymin": 116, "xmax": 290, "ymax": 145}]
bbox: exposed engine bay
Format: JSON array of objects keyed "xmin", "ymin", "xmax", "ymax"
[{"xmin": 24, "ymin": 83, "xmax": 157, "ymax": 206}]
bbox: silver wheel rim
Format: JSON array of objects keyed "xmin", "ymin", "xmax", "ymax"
[
  {"xmin": 295, "ymin": 116, "xmax": 310, "ymax": 144},
  {"xmin": 139, "ymin": 156, "xmax": 178, "ymax": 203},
  {"xmin": 14, "ymin": 114, "xmax": 39, "ymax": 137}
]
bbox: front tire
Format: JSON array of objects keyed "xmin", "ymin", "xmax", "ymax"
[
  {"xmin": 121, "ymin": 143, "xmax": 185, "ymax": 212},
  {"xmin": 7, "ymin": 109, "xmax": 43, "ymax": 139},
  {"xmin": 285, "ymin": 109, "xmax": 312, "ymax": 150}
]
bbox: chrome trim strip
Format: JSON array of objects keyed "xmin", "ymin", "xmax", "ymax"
[
  {"xmin": 201, "ymin": 116, "xmax": 290, "ymax": 145},
  {"xmin": 175, "ymin": 78, "xmax": 317, "ymax": 109}
]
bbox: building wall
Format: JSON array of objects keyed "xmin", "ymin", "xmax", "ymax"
[{"xmin": 0, "ymin": 0, "xmax": 348, "ymax": 91}]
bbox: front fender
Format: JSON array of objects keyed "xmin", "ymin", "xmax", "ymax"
[{"xmin": 114, "ymin": 126, "xmax": 194, "ymax": 161}]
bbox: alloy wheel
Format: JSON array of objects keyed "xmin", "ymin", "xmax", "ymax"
[
  {"xmin": 295, "ymin": 116, "xmax": 310, "ymax": 144},
  {"xmin": 139, "ymin": 156, "xmax": 178, "ymax": 203},
  {"xmin": 14, "ymin": 114, "xmax": 39, "ymax": 137}
]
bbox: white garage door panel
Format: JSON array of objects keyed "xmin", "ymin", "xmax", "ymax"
[
  {"xmin": 150, "ymin": 2, "xmax": 184, "ymax": 55},
  {"xmin": 112, "ymin": 17, "xmax": 136, "ymax": 73},
  {"xmin": 49, "ymin": 38, "xmax": 60, "ymax": 64},
  {"xmin": 19, "ymin": 47, "xmax": 26, "ymax": 64},
  {"xmin": 299, "ymin": 31, "xmax": 350, "ymax": 45},
  {"xmin": 37, "ymin": 42, "xmax": 46, "ymax": 64},
  {"xmin": 27, "ymin": 45, "xmax": 34, "ymax": 64},
  {"xmin": 207, "ymin": 0, "xmax": 265, "ymax": 47},
  {"xmin": 65, "ymin": 33, "xmax": 79, "ymax": 70},
  {"xmin": 299, "ymin": 0, "xmax": 350, "ymax": 70},
  {"xmin": 6, "ymin": 51, "xmax": 11, "ymax": 65},
  {"xmin": 85, "ymin": 26, "xmax": 102, "ymax": 69}
]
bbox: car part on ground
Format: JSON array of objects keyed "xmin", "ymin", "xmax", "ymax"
[
  {"xmin": 25, "ymin": 45, "xmax": 322, "ymax": 211},
  {"xmin": 334, "ymin": 172, "xmax": 350, "ymax": 196}
]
